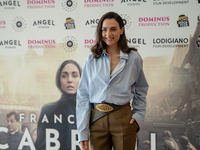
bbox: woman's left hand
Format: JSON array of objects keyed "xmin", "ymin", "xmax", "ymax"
[{"xmin": 130, "ymin": 118, "xmax": 135, "ymax": 124}]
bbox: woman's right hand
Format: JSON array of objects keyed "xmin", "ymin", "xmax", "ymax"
[{"xmin": 80, "ymin": 140, "xmax": 89, "ymax": 150}]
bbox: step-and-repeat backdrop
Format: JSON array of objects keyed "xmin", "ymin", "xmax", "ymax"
[{"xmin": 0, "ymin": 0, "xmax": 200, "ymax": 150}]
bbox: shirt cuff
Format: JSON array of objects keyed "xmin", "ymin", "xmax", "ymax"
[
  {"xmin": 78, "ymin": 131, "xmax": 89, "ymax": 142},
  {"xmin": 132, "ymin": 113, "xmax": 144, "ymax": 132}
]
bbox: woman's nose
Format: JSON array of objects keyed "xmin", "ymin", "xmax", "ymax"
[
  {"xmin": 105, "ymin": 29, "xmax": 111, "ymax": 36},
  {"xmin": 68, "ymin": 75, "xmax": 73, "ymax": 82}
]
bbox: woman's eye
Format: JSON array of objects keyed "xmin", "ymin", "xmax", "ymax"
[
  {"xmin": 61, "ymin": 75, "xmax": 67, "ymax": 78},
  {"xmin": 73, "ymin": 74, "xmax": 78, "ymax": 78}
]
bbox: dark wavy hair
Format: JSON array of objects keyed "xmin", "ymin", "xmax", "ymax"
[
  {"xmin": 56, "ymin": 60, "xmax": 82, "ymax": 94},
  {"xmin": 6, "ymin": 111, "xmax": 19, "ymax": 121},
  {"xmin": 91, "ymin": 11, "xmax": 137, "ymax": 59}
]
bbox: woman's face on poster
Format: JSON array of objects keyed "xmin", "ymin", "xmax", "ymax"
[
  {"xmin": 32, "ymin": 129, "xmax": 37, "ymax": 143},
  {"xmin": 60, "ymin": 63, "xmax": 80, "ymax": 94}
]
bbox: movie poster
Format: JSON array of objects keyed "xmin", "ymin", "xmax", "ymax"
[{"xmin": 0, "ymin": 1, "xmax": 200, "ymax": 150}]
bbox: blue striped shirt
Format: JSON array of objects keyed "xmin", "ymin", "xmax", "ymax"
[{"xmin": 76, "ymin": 50, "xmax": 149, "ymax": 142}]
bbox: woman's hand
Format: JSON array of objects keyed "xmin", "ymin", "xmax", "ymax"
[
  {"xmin": 80, "ymin": 140, "xmax": 89, "ymax": 150},
  {"xmin": 130, "ymin": 118, "xmax": 135, "ymax": 124}
]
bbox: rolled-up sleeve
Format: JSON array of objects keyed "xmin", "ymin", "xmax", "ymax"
[
  {"xmin": 76, "ymin": 57, "xmax": 92, "ymax": 142},
  {"xmin": 131, "ymin": 57, "xmax": 149, "ymax": 131}
]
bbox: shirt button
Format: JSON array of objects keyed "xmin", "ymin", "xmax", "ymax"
[
  {"xmin": 107, "ymin": 61, "xmax": 109, "ymax": 63},
  {"xmin": 107, "ymin": 98, "xmax": 109, "ymax": 100},
  {"xmin": 108, "ymin": 85, "xmax": 110, "ymax": 87},
  {"xmin": 107, "ymin": 73, "xmax": 108, "ymax": 75}
]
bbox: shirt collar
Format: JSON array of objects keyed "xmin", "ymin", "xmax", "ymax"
[
  {"xmin": 102, "ymin": 50, "xmax": 128, "ymax": 60},
  {"xmin": 120, "ymin": 50, "xmax": 128, "ymax": 60},
  {"xmin": 10, "ymin": 129, "xmax": 19, "ymax": 135},
  {"xmin": 102, "ymin": 50, "xmax": 107, "ymax": 55}
]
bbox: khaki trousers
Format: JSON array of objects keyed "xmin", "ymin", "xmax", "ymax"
[{"xmin": 89, "ymin": 105, "xmax": 138, "ymax": 150}]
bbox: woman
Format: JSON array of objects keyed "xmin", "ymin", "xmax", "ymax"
[
  {"xmin": 31, "ymin": 128, "xmax": 37, "ymax": 143},
  {"xmin": 35, "ymin": 60, "xmax": 82, "ymax": 150},
  {"xmin": 76, "ymin": 12, "xmax": 149, "ymax": 150}
]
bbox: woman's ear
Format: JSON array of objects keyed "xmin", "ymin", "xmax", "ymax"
[{"xmin": 120, "ymin": 27, "xmax": 124, "ymax": 35}]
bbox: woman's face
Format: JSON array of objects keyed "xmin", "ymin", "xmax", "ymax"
[
  {"xmin": 60, "ymin": 63, "xmax": 80, "ymax": 94},
  {"xmin": 102, "ymin": 18, "xmax": 124, "ymax": 48},
  {"xmin": 32, "ymin": 130, "xmax": 37, "ymax": 143}
]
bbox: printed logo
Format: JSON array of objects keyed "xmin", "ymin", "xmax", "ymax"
[
  {"xmin": 153, "ymin": 37, "xmax": 188, "ymax": 48},
  {"xmin": 0, "ymin": 40, "xmax": 22, "ymax": 49},
  {"xmin": 196, "ymin": 36, "xmax": 200, "ymax": 48},
  {"xmin": 0, "ymin": 21, "xmax": 6, "ymax": 29},
  {"xmin": 62, "ymin": 0, "xmax": 77, "ymax": 12},
  {"xmin": 153, "ymin": 0, "xmax": 189, "ymax": 5},
  {"xmin": 64, "ymin": 18, "xmax": 75, "ymax": 30},
  {"xmin": 85, "ymin": 19, "xmax": 99, "ymax": 28},
  {"xmin": 0, "ymin": 0, "xmax": 21, "ymax": 9},
  {"xmin": 120, "ymin": 14, "xmax": 131, "ymax": 30},
  {"xmin": 27, "ymin": 0, "xmax": 55, "ymax": 9},
  {"xmin": 28, "ymin": 39, "xmax": 56, "ymax": 49},
  {"xmin": 62, "ymin": 36, "xmax": 77, "ymax": 52},
  {"xmin": 139, "ymin": 16, "xmax": 170, "ymax": 27},
  {"xmin": 127, "ymin": 38, "xmax": 146, "ymax": 48},
  {"xmin": 177, "ymin": 15, "xmax": 189, "ymax": 27},
  {"xmin": 12, "ymin": 17, "xmax": 26, "ymax": 32},
  {"xmin": 121, "ymin": 0, "xmax": 146, "ymax": 6},
  {"xmin": 84, "ymin": 0, "xmax": 114, "ymax": 8},
  {"xmin": 33, "ymin": 20, "xmax": 55, "ymax": 28},
  {"xmin": 84, "ymin": 39, "xmax": 96, "ymax": 49}
]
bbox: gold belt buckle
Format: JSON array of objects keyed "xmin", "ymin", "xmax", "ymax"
[{"xmin": 96, "ymin": 104, "xmax": 114, "ymax": 112}]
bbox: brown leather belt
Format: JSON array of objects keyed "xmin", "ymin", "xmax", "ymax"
[{"xmin": 90, "ymin": 102, "xmax": 130, "ymax": 125}]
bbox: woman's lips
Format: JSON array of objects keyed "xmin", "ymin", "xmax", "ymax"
[
  {"xmin": 67, "ymin": 86, "xmax": 74, "ymax": 90},
  {"xmin": 106, "ymin": 37, "xmax": 113, "ymax": 41}
]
